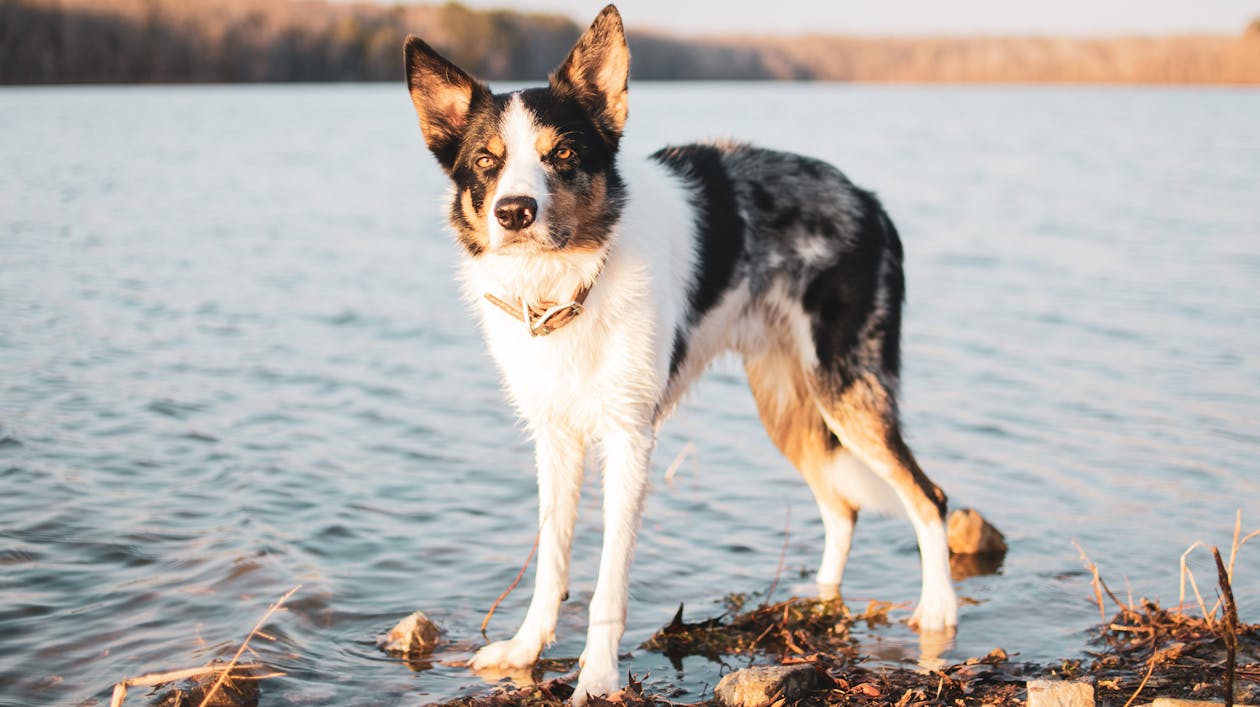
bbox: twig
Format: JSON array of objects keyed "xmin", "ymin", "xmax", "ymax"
[
  {"xmin": 1073, "ymin": 540, "xmax": 1124, "ymax": 623},
  {"xmin": 748, "ymin": 621, "xmax": 778, "ymax": 652},
  {"xmin": 1178, "ymin": 541, "xmax": 1212, "ymax": 625},
  {"xmin": 763, "ymin": 503, "xmax": 791, "ymax": 606},
  {"xmin": 108, "ymin": 664, "xmax": 282, "ymax": 707},
  {"xmin": 1227, "ymin": 510, "xmax": 1242, "ymax": 579},
  {"xmin": 198, "ymin": 584, "xmax": 301, "ymax": 707},
  {"xmin": 1214, "ymin": 546, "xmax": 1238, "ymax": 707},
  {"xmin": 1121, "ymin": 655, "xmax": 1157, "ymax": 707},
  {"xmin": 663, "ymin": 442, "xmax": 695, "ymax": 484},
  {"xmin": 1231, "ymin": 527, "xmax": 1260, "ymax": 578},
  {"xmin": 1212, "ymin": 510, "xmax": 1259, "ymax": 616},
  {"xmin": 481, "ymin": 530, "xmax": 541, "ymax": 636}
]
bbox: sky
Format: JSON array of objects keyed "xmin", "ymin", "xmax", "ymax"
[{"xmin": 428, "ymin": 0, "xmax": 1260, "ymax": 36}]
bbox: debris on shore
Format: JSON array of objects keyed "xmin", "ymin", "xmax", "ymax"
[
  {"xmin": 148, "ymin": 664, "xmax": 264, "ymax": 707},
  {"xmin": 432, "ymin": 590, "xmax": 1256, "ymax": 707},
  {"xmin": 106, "ymin": 586, "xmax": 298, "ymax": 707},
  {"xmin": 640, "ymin": 594, "xmax": 864, "ymax": 667},
  {"xmin": 425, "ymin": 520, "xmax": 1258, "ymax": 707}
]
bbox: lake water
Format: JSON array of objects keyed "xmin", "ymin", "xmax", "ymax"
[{"xmin": 1, "ymin": 83, "xmax": 1258, "ymax": 706}]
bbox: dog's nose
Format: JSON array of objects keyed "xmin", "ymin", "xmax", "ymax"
[{"xmin": 494, "ymin": 196, "xmax": 538, "ymax": 231}]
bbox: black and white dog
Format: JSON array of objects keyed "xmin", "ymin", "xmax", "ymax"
[{"xmin": 404, "ymin": 5, "xmax": 957, "ymax": 702}]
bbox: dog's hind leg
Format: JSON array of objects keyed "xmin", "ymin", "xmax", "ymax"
[
  {"xmin": 470, "ymin": 427, "xmax": 585, "ymax": 672},
  {"xmin": 813, "ymin": 373, "xmax": 958, "ymax": 632},
  {"xmin": 745, "ymin": 351, "xmax": 862, "ymax": 595}
]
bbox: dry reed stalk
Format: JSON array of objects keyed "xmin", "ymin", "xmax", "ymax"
[
  {"xmin": 108, "ymin": 664, "xmax": 279, "ymax": 707},
  {"xmin": 1178, "ymin": 511, "xmax": 1257, "ymax": 622},
  {"xmin": 1178, "ymin": 541, "xmax": 1212, "ymax": 625},
  {"xmin": 1212, "ymin": 510, "xmax": 1260, "ymax": 617},
  {"xmin": 1214, "ymin": 546, "xmax": 1238, "ymax": 707},
  {"xmin": 480, "ymin": 530, "xmax": 540, "ymax": 636},
  {"xmin": 196, "ymin": 584, "xmax": 301, "ymax": 707},
  {"xmin": 1073, "ymin": 540, "xmax": 1125, "ymax": 624}
]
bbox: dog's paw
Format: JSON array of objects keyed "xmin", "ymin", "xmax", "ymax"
[
  {"xmin": 469, "ymin": 637, "xmax": 541, "ymax": 672},
  {"xmin": 908, "ymin": 585, "xmax": 959, "ymax": 633},
  {"xmin": 571, "ymin": 663, "xmax": 620, "ymax": 706}
]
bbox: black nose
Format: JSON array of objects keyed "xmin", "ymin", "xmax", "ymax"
[{"xmin": 494, "ymin": 196, "xmax": 538, "ymax": 231}]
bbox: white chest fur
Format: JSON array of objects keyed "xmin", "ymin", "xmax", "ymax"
[{"xmin": 460, "ymin": 154, "xmax": 697, "ymax": 436}]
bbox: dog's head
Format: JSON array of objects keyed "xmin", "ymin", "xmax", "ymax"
[{"xmin": 405, "ymin": 5, "xmax": 629, "ymax": 258}]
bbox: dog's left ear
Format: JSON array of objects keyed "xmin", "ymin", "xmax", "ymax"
[{"xmin": 551, "ymin": 5, "xmax": 630, "ymax": 145}]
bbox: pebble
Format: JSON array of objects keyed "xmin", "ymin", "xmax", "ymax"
[
  {"xmin": 377, "ymin": 611, "xmax": 442, "ymax": 658},
  {"xmin": 1026, "ymin": 679, "xmax": 1095, "ymax": 707},
  {"xmin": 947, "ymin": 508, "xmax": 1008, "ymax": 555},
  {"xmin": 714, "ymin": 664, "xmax": 821, "ymax": 707},
  {"xmin": 1154, "ymin": 695, "xmax": 1249, "ymax": 700}
]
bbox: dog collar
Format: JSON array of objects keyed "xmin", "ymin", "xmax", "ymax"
[{"xmin": 483, "ymin": 283, "xmax": 593, "ymax": 337}]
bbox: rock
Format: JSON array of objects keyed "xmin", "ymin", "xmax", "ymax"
[
  {"xmin": 1027, "ymin": 679, "xmax": 1095, "ymax": 707},
  {"xmin": 714, "ymin": 664, "xmax": 821, "ymax": 707},
  {"xmin": 1154, "ymin": 695, "xmax": 1249, "ymax": 700},
  {"xmin": 377, "ymin": 611, "xmax": 442, "ymax": 658},
  {"xmin": 947, "ymin": 508, "xmax": 1008, "ymax": 555}
]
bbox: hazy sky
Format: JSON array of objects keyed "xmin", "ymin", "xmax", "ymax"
[{"xmin": 436, "ymin": 0, "xmax": 1260, "ymax": 36}]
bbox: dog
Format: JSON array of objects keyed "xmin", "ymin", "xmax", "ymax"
[{"xmin": 403, "ymin": 5, "xmax": 958, "ymax": 702}]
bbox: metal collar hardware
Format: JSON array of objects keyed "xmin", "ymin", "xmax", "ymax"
[{"xmin": 483, "ymin": 284, "xmax": 592, "ymax": 337}]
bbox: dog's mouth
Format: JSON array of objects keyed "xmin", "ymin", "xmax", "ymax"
[{"xmin": 492, "ymin": 223, "xmax": 574, "ymax": 253}]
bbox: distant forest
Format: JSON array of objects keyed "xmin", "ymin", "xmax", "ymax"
[{"xmin": 3, "ymin": 0, "xmax": 1259, "ymax": 84}]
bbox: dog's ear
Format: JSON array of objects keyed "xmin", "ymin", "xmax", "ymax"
[
  {"xmin": 551, "ymin": 5, "xmax": 630, "ymax": 146},
  {"xmin": 404, "ymin": 36, "xmax": 491, "ymax": 172}
]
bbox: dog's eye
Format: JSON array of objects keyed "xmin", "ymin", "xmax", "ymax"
[
  {"xmin": 553, "ymin": 147, "xmax": 575, "ymax": 162},
  {"xmin": 475, "ymin": 155, "xmax": 499, "ymax": 170}
]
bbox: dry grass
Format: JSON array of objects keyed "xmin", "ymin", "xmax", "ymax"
[
  {"xmin": 1075, "ymin": 513, "xmax": 1260, "ymax": 707},
  {"xmin": 108, "ymin": 585, "xmax": 299, "ymax": 707}
]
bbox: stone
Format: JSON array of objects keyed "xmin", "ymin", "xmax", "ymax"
[
  {"xmin": 947, "ymin": 508, "xmax": 1008, "ymax": 555},
  {"xmin": 377, "ymin": 610, "xmax": 442, "ymax": 658},
  {"xmin": 1154, "ymin": 695, "xmax": 1249, "ymax": 700},
  {"xmin": 1027, "ymin": 679, "xmax": 1095, "ymax": 707},
  {"xmin": 714, "ymin": 664, "xmax": 821, "ymax": 707}
]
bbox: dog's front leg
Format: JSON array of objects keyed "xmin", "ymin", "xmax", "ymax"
[
  {"xmin": 470, "ymin": 427, "xmax": 585, "ymax": 672},
  {"xmin": 573, "ymin": 424, "xmax": 654, "ymax": 705}
]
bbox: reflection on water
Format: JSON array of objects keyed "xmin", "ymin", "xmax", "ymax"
[{"xmin": 1, "ymin": 83, "xmax": 1258, "ymax": 705}]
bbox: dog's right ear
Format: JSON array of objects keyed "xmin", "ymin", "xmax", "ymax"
[{"xmin": 404, "ymin": 36, "xmax": 490, "ymax": 172}]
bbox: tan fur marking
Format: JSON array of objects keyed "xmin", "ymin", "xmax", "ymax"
[
  {"xmin": 746, "ymin": 347, "xmax": 945, "ymax": 526},
  {"xmin": 535, "ymin": 127, "xmax": 561, "ymax": 157},
  {"xmin": 460, "ymin": 188, "xmax": 477, "ymax": 220},
  {"xmin": 486, "ymin": 135, "xmax": 505, "ymax": 157},
  {"xmin": 745, "ymin": 353, "xmax": 831, "ymax": 472},
  {"xmin": 822, "ymin": 376, "xmax": 947, "ymax": 523},
  {"xmin": 745, "ymin": 351, "xmax": 860, "ymax": 528},
  {"xmin": 459, "ymin": 188, "xmax": 491, "ymax": 252},
  {"xmin": 745, "ymin": 355, "xmax": 826, "ymax": 471}
]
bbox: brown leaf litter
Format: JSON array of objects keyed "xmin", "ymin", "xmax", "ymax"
[{"xmin": 428, "ymin": 517, "xmax": 1259, "ymax": 707}]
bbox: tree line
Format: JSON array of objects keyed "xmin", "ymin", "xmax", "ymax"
[{"xmin": 2, "ymin": 0, "xmax": 1258, "ymax": 84}]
